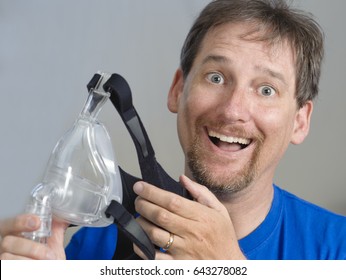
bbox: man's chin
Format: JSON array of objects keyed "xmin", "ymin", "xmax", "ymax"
[
  {"xmin": 186, "ymin": 141, "xmax": 259, "ymax": 198},
  {"xmin": 189, "ymin": 164, "xmax": 255, "ymax": 199}
]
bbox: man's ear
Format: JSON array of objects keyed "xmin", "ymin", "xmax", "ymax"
[
  {"xmin": 291, "ymin": 101, "xmax": 313, "ymax": 145},
  {"xmin": 167, "ymin": 68, "xmax": 184, "ymax": 113}
]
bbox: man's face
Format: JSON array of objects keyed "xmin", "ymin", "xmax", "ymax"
[{"xmin": 168, "ymin": 22, "xmax": 312, "ymax": 198}]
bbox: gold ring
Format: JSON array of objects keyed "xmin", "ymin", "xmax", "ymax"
[{"xmin": 162, "ymin": 232, "xmax": 174, "ymax": 251}]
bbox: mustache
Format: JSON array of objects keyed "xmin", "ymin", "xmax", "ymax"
[{"xmin": 197, "ymin": 118, "xmax": 265, "ymax": 144}]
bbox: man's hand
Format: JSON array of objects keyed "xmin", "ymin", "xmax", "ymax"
[
  {"xmin": 0, "ymin": 214, "xmax": 68, "ymax": 260},
  {"xmin": 133, "ymin": 175, "xmax": 246, "ymax": 260}
]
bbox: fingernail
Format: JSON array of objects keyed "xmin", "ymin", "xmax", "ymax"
[
  {"xmin": 180, "ymin": 174, "xmax": 192, "ymax": 184},
  {"xmin": 26, "ymin": 217, "xmax": 38, "ymax": 229},
  {"xmin": 133, "ymin": 182, "xmax": 143, "ymax": 194}
]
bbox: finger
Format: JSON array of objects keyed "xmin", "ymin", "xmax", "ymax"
[
  {"xmin": 179, "ymin": 175, "xmax": 226, "ymax": 212},
  {"xmin": 0, "ymin": 252, "xmax": 32, "ymax": 260},
  {"xmin": 133, "ymin": 244, "xmax": 166, "ymax": 260},
  {"xmin": 133, "ymin": 244, "xmax": 174, "ymax": 260},
  {"xmin": 135, "ymin": 216, "xmax": 181, "ymax": 260},
  {"xmin": 155, "ymin": 251, "xmax": 174, "ymax": 260},
  {"xmin": 133, "ymin": 243, "xmax": 148, "ymax": 260},
  {"xmin": 135, "ymin": 195, "xmax": 190, "ymax": 234},
  {"xmin": 136, "ymin": 216, "xmax": 182, "ymax": 250},
  {"xmin": 0, "ymin": 214, "xmax": 40, "ymax": 237},
  {"xmin": 0, "ymin": 235, "xmax": 56, "ymax": 260},
  {"xmin": 134, "ymin": 181, "xmax": 201, "ymax": 220}
]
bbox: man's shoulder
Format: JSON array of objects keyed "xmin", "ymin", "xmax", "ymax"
[
  {"xmin": 277, "ymin": 186, "xmax": 346, "ymax": 251},
  {"xmin": 278, "ymin": 186, "xmax": 346, "ymax": 224},
  {"xmin": 272, "ymin": 186, "xmax": 346, "ymax": 259},
  {"xmin": 240, "ymin": 186, "xmax": 345, "ymax": 259}
]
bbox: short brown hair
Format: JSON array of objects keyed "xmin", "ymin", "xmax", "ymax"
[{"xmin": 180, "ymin": 0, "xmax": 324, "ymax": 107}]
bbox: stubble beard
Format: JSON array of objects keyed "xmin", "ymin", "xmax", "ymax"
[{"xmin": 187, "ymin": 129, "xmax": 263, "ymax": 201}]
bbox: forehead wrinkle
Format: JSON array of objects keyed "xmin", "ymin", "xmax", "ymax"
[
  {"xmin": 201, "ymin": 55, "xmax": 288, "ymax": 86},
  {"xmin": 254, "ymin": 65, "xmax": 288, "ymax": 87},
  {"xmin": 201, "ymin": 54, "xmax": 232, "ymax": 66}
]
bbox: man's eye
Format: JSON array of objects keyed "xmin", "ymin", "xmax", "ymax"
[
  {"xmin": 259, "ymin": 85, "xmax": 276, "ymax": 97},
  {"xmin": 207, "ymin": 73, "xmax": 224, "ymax": 84}
]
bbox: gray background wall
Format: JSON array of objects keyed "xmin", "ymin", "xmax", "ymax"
[{"xmin": 1, "ymin": 0, "xmax": 345, "ymax": 224}]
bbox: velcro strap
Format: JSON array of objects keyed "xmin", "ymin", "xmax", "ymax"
[
  {"xmin": 105, "ymin": 200, "xmax": 155, "ymax": 260},
  {"xmin": 103, "ymin": 73, "xmax": 189, "ymax": 198}
]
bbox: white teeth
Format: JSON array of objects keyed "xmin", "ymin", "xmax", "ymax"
[{"xmin": 208, "ymin": 130, "xmax": 251, "ymax": 145}]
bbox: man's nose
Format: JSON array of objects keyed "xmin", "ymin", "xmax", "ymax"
[{"xmin": 216, "ymin": 85, "xmax": 252, "ymax": 123}]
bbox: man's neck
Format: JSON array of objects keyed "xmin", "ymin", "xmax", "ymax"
[{"xmin": 220, "ymin": 181, "xmax": 274, "ymax": 240}]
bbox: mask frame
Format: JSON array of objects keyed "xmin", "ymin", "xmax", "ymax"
[{"xmin": 24, "ymin": 72, "xmax": 190, "ymax": 260}]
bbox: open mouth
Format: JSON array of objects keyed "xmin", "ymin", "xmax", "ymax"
[{"xmin": 208, "ymin": 129, "xmax": 251, "ymax": 152}]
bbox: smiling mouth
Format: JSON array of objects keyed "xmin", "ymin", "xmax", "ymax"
[{"xmin": 208, "ymin": 130, "xmax": 251, "ymax": 151}]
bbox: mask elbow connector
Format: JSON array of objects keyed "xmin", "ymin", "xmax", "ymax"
[{"xmin": 22, "ymin": 183, "xmax": 55, "ymax": 244}]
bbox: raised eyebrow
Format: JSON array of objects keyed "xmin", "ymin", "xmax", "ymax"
[
  {"xmin": 201, "ymin": 55, "xmax": 288, "ymax": 86},
  {"xmin": 201, "ymin": 55, "xmax": 232, "ymax": 65},
  {"xmin": 254, "ymin": 65, "xmax": 288, "ymax": 87}
]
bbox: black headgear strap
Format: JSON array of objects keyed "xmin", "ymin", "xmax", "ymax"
[{"xmin": 87, "ymin": 73, "xmax": 189, "ymax": 260}]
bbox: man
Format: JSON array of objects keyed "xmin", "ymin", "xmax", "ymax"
[{"xmin": 1, "ymin": 0, "xmax": 346, "ymax": 260}]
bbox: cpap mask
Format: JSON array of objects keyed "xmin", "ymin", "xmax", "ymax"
[{"xmin": 22, "ymin": 72, "xmax": 188, "ymax": 260}]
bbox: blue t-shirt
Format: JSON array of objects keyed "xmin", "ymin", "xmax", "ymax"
[{"xmin": 65, "ymin": 185, "xmax": 346, "ymax": 260}]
